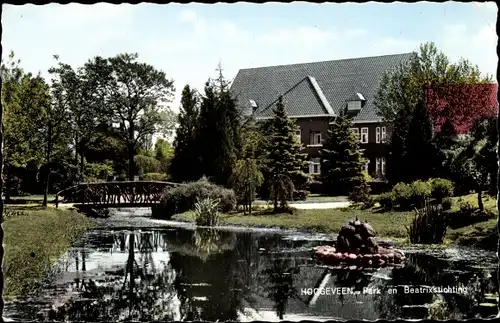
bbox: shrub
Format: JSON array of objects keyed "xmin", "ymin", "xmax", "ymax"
[
  {"xmin": 377, "ymin": 192, "xmax": 394, "ymax": 210},
  {"xmin": 441, "ymin": 197, "xmax": 453, "ymax": 211},
  {"xmin": 152, "ymin": 177, "xmax": 236, "ymax": 219},
  {"xmin": 348, "ymin": 180, "xmax": 372, "ymax": 204},
  {"xmin": 84, "ymin": 162, "xmax": 113, "ymax": 182},
  {"xmin": 292, "ymin": 190, "xmax": 309, "ymax": 201},
  {"xmin": 407, "ymin": 201, "xmax": 447, "ymax": 244},
  {"xmin": 142, "ymin": 172, "xmax": 168, "ymax": 181},
  {"xmin": 428, "ymin": 178, "xmax": 454, "ymax": 202},
  {"xmin": 194, "ymin": 197, "xmax": 220, "ymax": 226},
  {"xmin": 392, "ymin": 183, "xmax": 413, "ymax": 210},
  {"xmin": 410, "ymin": 180, "xmax": 432, "ymax": 209}
]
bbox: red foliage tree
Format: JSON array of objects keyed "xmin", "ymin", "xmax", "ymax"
[{"xmin": 425, "ymin": 83, "xmax": 498, "ymax": 134}]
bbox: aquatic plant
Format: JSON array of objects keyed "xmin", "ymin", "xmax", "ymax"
[
  {"xmin": 407, "ymin": 200, "xmax": 447, "ymax": 244},
  {"xmin": 194, "ymin": 197, "xmax": 221, "ymax": 226}
]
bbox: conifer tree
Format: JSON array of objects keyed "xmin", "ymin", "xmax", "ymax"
[
  {"xmin": 170, "ymin": 84, "xmax": 201, "ymax": 182},
  {"xmin": 319, "ymin": 113, "xmax": 368, "ymax": 198},
  {"xmin": 196, "ymin": 64, "xmax": 241, "ymax": 186},
  {"xmin": 264, "ymin": 95, "xmax": 308, "ymax": 212},
  {"xmin": 403, "ymin": 99, "xmax": 439, "ymax": 182}
]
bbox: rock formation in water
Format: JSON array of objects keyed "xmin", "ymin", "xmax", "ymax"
[{"xmin": 313, "ymin": 216, "xmax": 405, "ymax": 268}]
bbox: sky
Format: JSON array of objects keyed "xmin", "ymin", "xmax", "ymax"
[{"xmin": 2, "ymin": 2, "xmax": 498, "ymax": 113}]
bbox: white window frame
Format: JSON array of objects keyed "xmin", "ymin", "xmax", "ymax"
[
  {"xmin": 376, "ymin": 157, "xmax": 381, "ymax": 174},
  {"xmin": 308, "ymin": 131, "xmax": 322, "ymax": 147},
  {"xmin": 363, "ymin": 159, "xmax": 369, "ymax": 173},
  {"xmin": 381, "ymin": 157, "xmax": 386, "ymax": 175},
  {"xmin": 360, "ymin": 127, "xmax": 369, "ymax": 144},
  {"xmin": 350, "ymin": 128, "xmax": 360, "ymax": 142},
  {"xmin": 309, "ymin": 158, "xmax": 321, "ymax": 174},
  {"xmin": 347, "ymin": 100, "xmax": 362, "ymax": 111},
  {"xmin": 376, "ymin": 127, "xmax": 381, "ymax": 143},
  {"xmin": 381, "ymin": 126, "xmax": 387, "ymax": 142}
]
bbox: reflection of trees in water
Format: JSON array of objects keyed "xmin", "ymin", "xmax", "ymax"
[
  {"xmin": 258, "ymin": 254, "xmax": 300, "ymax": 319},
  {"xmin": 52, "ymin": 231, "xmax": 178, "ymax": 321},
  {"xmin": 372, "ymin": 253, "xmax": 497, "ymax": 320},
  {"xmin": 169, "ymin": 229, "xmax": 261, "ymax": 321}
]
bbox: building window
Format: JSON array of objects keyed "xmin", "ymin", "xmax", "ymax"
[
  {"xmin": 360, "ymin": 127, "xmax": 369, "ymax": 144},
  {"xmin": 376, "ymin": 127, "xmax": 381, "ymax": 143},
  {"xmin": 350, "ymin": 128, "xmax": 360, "ymax": 141},
  {"xmin": 309, "ymin": 158, "xmax": 321, "ymax": 174},
  {"xmin": 376, "ymin": 157, "xmax": 386, "ymax": 175},
  {"xmin": 381, "ymin": 127, "xmax": 387, "ymax": 142},
  {"xmin": 309, "ymin": 131, "xmax": 322, "ymax": 146},
  {"xmin": 347, "ymin": 101, "xmax": 362, "ymax": 111},
  {"xmin": 363, "ymin": 159, "xmax": 369, "ymax": 173},
  {"xmin": 295, "ymin": 127, "xmax": 301, "ymax": 144}
]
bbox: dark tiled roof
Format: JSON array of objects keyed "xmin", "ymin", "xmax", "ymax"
[{"xmin": 230, "ymin": 53, "xmax": 414, "ymax": 122}]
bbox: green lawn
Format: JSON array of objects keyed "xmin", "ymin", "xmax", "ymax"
[
  {"xmin": 174, "ymin": 207, "xmax": 413, "ymax": 241},
  {"xmin": 173, "ymin": 193, "xmax": 498, "ymax": 247},
  {"xmin": 3, "ymin": 204, "xmax": 96, "ymax": 300}
]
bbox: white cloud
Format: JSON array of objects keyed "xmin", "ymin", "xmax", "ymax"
[
  {"xmin": 42, "ymin": 3, "xmax": 134, "ymax": 26},
  {"xmin": 440, "ymin": 23, "xmax": 497, "ymax": 80},
  {"xmin": 178, "ymin": 9, "xmax": 206, "ymax": 36},
  {"xmin": 178, "ymin": 9, "xmax": 197, "ymax": 22}
]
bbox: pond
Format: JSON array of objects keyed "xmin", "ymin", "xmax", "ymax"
[{"xmin": 4, "ymin": 208, "xmax": 499, "ymax": 321}]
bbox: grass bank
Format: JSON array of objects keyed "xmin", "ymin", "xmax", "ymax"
[
  {"xmin": 172, "ymin": 193, "xmax": 498, "ymax": 248},
  {"xmin": 3, "ymin": 204, "xmax": 96, "ymax": 300}
]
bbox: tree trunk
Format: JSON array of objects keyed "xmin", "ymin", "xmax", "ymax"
[
  {"xmin": 80, "ymin": 147, "xmax": 84, "ymax": 183},
  {"xmin": 4, "ymin": 165, "xmax": 11, "ymax": 202},
  {"xmin": 249, "ymin": 183, "xmax": 252, "ymax": 215},
  {"xmin": 273, "ymin": 177, "xmax": 279, "ymax": 213},
  {"xmin": 128, "ymin": 145, "xmax": 135, "ymax": 181},
  {"xmin": 477, "ymin": 186, "xmax": 484, "ymax": 212},
  {"xmin": 0, "ymin": 95, "xmax": 5, "ymax": 319},
  {"xmin": 43, "ymin": 125, "xmax": 52, "ymax": 207}
]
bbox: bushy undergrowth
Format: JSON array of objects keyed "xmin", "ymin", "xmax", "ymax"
[
  {"xmin": 292, "ymin": 189, "xmax": 309, "ymax": 201},
  {"xmin": 142, "ymin": 172, "xmax": 168, "ymax": 181},
  {"xmin": 429, "ymin": 178, "xmax": 454, "ymax": 202},
  {"xmin": 441, "ymin": 197, "xmax": 453, "ymax": 211},
  {"xmin": 379, "ymin": 178, "xmax": 455, "ymax": 211},
  {"xmin": 407, "ymin": 201, "xmax": 447, "ymax": 244},
  {"xmin": 152, "ymin": 177, "xmax": 236, "ymax": 219}
]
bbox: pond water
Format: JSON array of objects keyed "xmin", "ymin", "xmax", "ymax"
[{"xmin": 4, "ymin": 209, "xmax": 500, "ymax": 321}]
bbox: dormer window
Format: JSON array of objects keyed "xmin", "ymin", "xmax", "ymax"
[
  {"xmin": 249, "ymin": 99, "xmax": 258, "ymax": 111},
  {"xmin": 346, "ymin": 93, "xmax": 365, "ymax": 111},
  {"xmin": 347, "ymin": 101, "xmax": 362, "ymax": 111}
]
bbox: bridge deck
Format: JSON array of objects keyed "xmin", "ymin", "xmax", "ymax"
[{"xmin": 72, "ymin": 202, "xmax": 161, "ymax": 209}]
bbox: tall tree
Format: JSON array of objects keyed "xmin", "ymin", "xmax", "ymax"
[
  {"xmin": 87, "ymin": 53, "xmax": 176, "ymax": 180},
  {"xmin": 230, "ymin": 115, "xmax": 265, "ymax": 214},
  {"xmin": 374, "ymin": 42, "xmax": 492, "ymax": 184},
  {"xmin": 44, "ymin": 70, "xmax": 72, "ymax": 206},
  {"xmin": 319, "ymin": 114, "xmax": 368, "ymax": 197},
  {"xmin": 264, "ymin": 95, "xmax": 308, "ymax": 212},
  {"xmin": 1, "ymin": 52, "xmax": 45, "ymax": 199},
  {"xmin": 154, "ymin": 138, "xmax": 174, "ymax": 174},
  {"xmin": 403, "ymin": 99, "xmax": 439, "ymax": 182},
  {"xmin": 170, "ymin": 84, "xmax": 202, "ymax": 182},
  {"xmin": 197, "ymin": 65, "xmax": 241, "ymax": 186}
]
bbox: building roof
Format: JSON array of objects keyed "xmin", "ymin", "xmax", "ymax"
[{"xmin": 230, "ymin": 53, "xmax": 414, "ymax": 122}]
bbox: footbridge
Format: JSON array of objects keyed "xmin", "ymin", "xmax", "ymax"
[{"xmin": 55, "ymin": 181, "xmax": 181, "ymax": 209}]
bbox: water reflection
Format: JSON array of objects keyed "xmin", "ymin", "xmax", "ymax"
[{"xmin": 3, "ymin": 227, "xmax": 499, "ymax": 321}]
